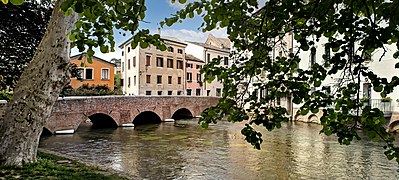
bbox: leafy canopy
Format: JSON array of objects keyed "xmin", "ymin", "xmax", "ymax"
[
  {"xmin": 3, "ymin": 0, "xmax": 399, "ymax": 163},
  {"xmin": 164, "ymin": 0, "xmax": 399, "ymax": 163}
]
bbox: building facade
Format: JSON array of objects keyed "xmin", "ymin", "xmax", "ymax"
[
  {"xmin": 186, "ymin": 34, "xmax": 232, "ymax": 97},
  {"xmin": 70, "ymin": 53, "xmax": 115, "ymax": 89},
  {"xmin": 119, "ymin": 37, "xmax": 187, "ymax": 95},
  {"xmin": 185, "ymin": 54, "xmax": 205, "ymax": 96}
]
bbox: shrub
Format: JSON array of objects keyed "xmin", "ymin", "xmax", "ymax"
[
  {"xmin": 0, "ymin": 91, "xmax": 13, "ymax": 101},
  {"xmin": 61, "ymin": 84, "xmax": 114, "ymax": 96}
]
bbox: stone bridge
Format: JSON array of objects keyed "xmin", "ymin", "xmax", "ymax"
[{"xmin": 1, "ymin": 96, "xmax": 219, "ymax": 134}]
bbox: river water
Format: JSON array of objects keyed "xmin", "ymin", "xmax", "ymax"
[{"xmin": 39, "ymin": 120, "xmax": 399, "ymax": 179}]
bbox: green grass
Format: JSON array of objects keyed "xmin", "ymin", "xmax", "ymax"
[{"xmin": 0, "ymin": 151, "xmax": 128, "ymax": 180}]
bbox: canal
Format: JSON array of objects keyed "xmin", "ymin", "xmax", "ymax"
[{"xmin": 39, "ymin": 120, "xmax": 399, "ymax": 179}]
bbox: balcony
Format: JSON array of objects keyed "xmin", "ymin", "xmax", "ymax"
[{"xmin": 367, "ymin": 99, "xmax": 392, "ymax": 116}]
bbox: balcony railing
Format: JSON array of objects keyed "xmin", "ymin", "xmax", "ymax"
[{"xmin": 369, "ymin": 99, "xmax": 392, "ymax": 113}]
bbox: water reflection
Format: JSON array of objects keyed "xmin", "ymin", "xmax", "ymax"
[{"xmin": 39, "ymin": 120, "xmax": 399, "ymax": 179}]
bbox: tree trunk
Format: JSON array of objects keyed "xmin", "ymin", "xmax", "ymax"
[{"xmin": 0, "ymin": 0, "xmax": 78, "ymax": 165}]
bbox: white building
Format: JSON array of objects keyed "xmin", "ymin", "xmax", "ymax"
[
  {"xmin": 185, "ymin": 34, "xmax": 232, "ymax": 97},
  {"xmin": 119, "ymin": 37, "xmax": 187, "ymax": 95}
]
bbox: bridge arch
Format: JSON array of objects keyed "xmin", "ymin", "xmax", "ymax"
[
  {"xmin": 133, "ymin": 111, "xmax": 162, "ymax": 125},
  {"xmin": 294, "ymin": 114, "xmax": 304, "ymax": 121},
  {"xmin": 87, "ymin": 113, "xmax": 118, "ymax": 129},
  {"xmin": 308, "ymin": 114, "xmax": 319, "ymax": 123},
  {"xmin": 41, "ymin": 127, "xmax": 53, "ymax": 136},
  {"xmin": 172, "ymin": 108, "xmax": 194, "ymax": 120},
  {"xmin": 388, "ymin": 120, "xmax": 399, "ymax": 133}
]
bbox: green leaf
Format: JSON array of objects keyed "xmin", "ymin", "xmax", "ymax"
[
  {"xmin": 100, "ymin": 45, "xmax": 108, "ymax": 53},
  {"xmin": 1, "ymin": 0, "xmax": 8, "ymax": 4},
  {"xmin": 87, "ymin": 49, "xmax": 94, "ymax": 57},
  {"xmin": 179, "ymin": 0, "xmax": 187, "ymax": 3},
  {"xmin": 10, "ymin": 0, "xmax": 23, "ymax": 5}
]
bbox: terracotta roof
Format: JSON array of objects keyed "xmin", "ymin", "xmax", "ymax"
[
  {"xmin": 185, "ymin": 54, "xmax": 205, "ymax": 63},
  {"xmin": 70, "ymin": 53, "xmax": 116, "ymax": 66},
  {"xmin": 187, "ymin": 41, "xmax": 230, "ymax": 53}
]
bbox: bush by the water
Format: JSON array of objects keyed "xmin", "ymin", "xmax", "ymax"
[
  {"xmin": 61, "ymin": 84, "xmax": 115, "ymax": 96},
  {"xmin": 0, "ymin": 91, "xmax": 13, "ymax": 101}
]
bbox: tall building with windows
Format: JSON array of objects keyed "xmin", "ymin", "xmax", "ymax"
[
  {"xmin": 186, "ymin": 34, "xmax": 232, "ymax": 97},
  {"xmin": 185, "ymin": 54, "xmax": 205, "ymax": 96},
  {"xmin": 119, "ymin": 37, "xmax": 187, "ymax": 95}
]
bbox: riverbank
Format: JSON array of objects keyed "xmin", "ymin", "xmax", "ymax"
[{"xmin": 0, "ymin": 150, "xmax": 129, "ymax": 180}]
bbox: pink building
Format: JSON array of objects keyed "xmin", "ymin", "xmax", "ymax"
[{"xmin": 185, "ymin": 54, "xmax": 205, "ymax": 96}]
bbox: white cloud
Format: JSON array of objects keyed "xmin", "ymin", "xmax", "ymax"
[
  {"xmin": 153, "ymin": 28, "xmax": 228, "ymax": 42},
  {"xmin": 166, "ymin": 0, "xmax": 197, "ymax": 9},
  {"xmin": 70, "ymin": 47, "xmax": 121, "ymax": 62},
  {"xmin": 70, "ymin": 28, "xmax": 227, "ymax": 61}
]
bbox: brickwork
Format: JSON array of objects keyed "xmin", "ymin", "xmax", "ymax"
[{"xmin": 42, "ymin": 96, "xmax": 218, "ymax": 133}]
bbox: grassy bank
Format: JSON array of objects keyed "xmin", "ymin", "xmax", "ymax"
[{"xmin": 0, "ymin": 151, "xmax": 128, "ymax": 180}]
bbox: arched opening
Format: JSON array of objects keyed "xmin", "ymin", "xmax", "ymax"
[
  {"xmin": 88, "ymin": 113, "xmax": 118, "ymax": 129},
  {"xmin": 133, "ymin": 111, "xmax": 162, "ymax": 125},
  {"xmin": 389, "ymin": 120, "xmax": 399, "ymax": 133},
  {"xmin": 294, "ymin": 114, "xmax": 303, "ymax": 121},
  {"xmin": 172, "ymin": 108, "xmax": 193, "ymax": 120},
  {"xmin": 41, "ymin": 127, "xmax": 53, "ymax": 136},
  {"xmin": 308, "ymin": 115, "xmax": 319, "ymax": 123}
]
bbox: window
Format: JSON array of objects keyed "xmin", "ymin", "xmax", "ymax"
[
  {"xmin": 310, "ymin": 47, "xmax": 316, "ymax": 67},
  {"xmin": 128, "ymin": 59, "xmax": 131, "ymax": 70},
  {"xmin": 325, "ymin": 45, "xmax": 330, "ymax": 61},
  {"xmin": 128, "ymin": 47, "xmax": 130, "ymax": 52},
  {"xmin": 146, "ymin": 55, "xmax": 151, "ymax": 66},
  {"xmin": 121, "ymin": 62, "xmax": 124, "ymax": 72},
  {"xmin": 120, "ymin": 78, "xmax": 124, "ymax": 86},
  {"xmin": 186, "ymin": 63, "xmax": 193, "ymax": 68},
  {"xmin": 178, "ymin": 77, "xmax": 182, "ymax": 84},
  {"xmin": 158, "ymin": 91, "xmax": 163, "ymax": 95},
  {"xmin": 277, "ymin": 97, "xmax": 281, "ymax": 106},
  {"xmin": 85, "ymin": 68, "xmax": 93, "ymax": 80},
  {"xmin": 128, "ymin": 77, "xmax": 131, "ymax": 87},
  {"xmin": 187, "ymin": 72, "xmax": 192, "ymax": 82},
  {"xmin": 134, "ymin": 76, "xmax": 136, "ymax": 86},
  {"xmin": 168, "ymin": 76, "xmax": 172, "ymax": 84},
  {"xmin": 177, "ymin": 60, "xmax": 183, "ymax": 69},
  {"xmin": 101, "ymin": 68, "xmax": 109, "ymax": 80},
  {"xmin": 207, "ymin": 53, "xmax": 210, "ymax": 62},
  {"xmin": 167, "ymin": 59, "xmax": 173, "ymax": 68},
  {"xmin": 216, "ymin": 88, "xmax": 221, "ymax": 97},
  {"xmin": 156, "ymin": 57, "xmax": 164, "ymax": 67},
  {"xmin": 168, "ymin": 47, "xmax": 174, "ymax": 53},
  {"xmin": 177, "ymin": 91, "xmax": 182, "ymax": 95},
  {"xmin": 76, "ymin": 68, "xmax": 84, "ymax": 79},
  {"xmin": 187, "ymin": 89, "xmax": 192, "ymax": 96},
  {"xmin": 279, "ymin": 51, "xmax": 283, "ymax": 57},
  {"xmin": 146, "ymin": 91, "xmax": 151, "ymax": 95},
  {"xmin": 197, "ymin": 73, "xmax": 202, "ymax": 82},
  {"xmin": 196, "ymin": 64, "xmax": 202, "ymax": 69},
  {"xmin": 122, "ymin": 51, "xmax": 124, "ymax": 56},
  {"xmin": 207, "ymin": 90, "xmax": 210, "ymax": 96},
  {"xmin": 146, "ymin": 75, "xmax": 151, "ymax": 83},
  {"xmin": 196, "ymin": 88, "xmax": 201, "ymax": 96},
  {"xmin": 168, "ymin": 91, "xmax": 172, "ymax": 95},
  {"xmin": 133, "ymin": 56, "xmax": 136, "ymax": 67},
  {"xmin": 157, "ymin": 75, "xmax": 162, "ymax": 84},
  {"xmin": 177, "ymin": 49, "xmax": 183, "ymax": 54},
  {"xmin": 224, "ymin": 57, "xmax": 229, "ymax": 65}
]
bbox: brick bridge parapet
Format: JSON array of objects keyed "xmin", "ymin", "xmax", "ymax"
[{"xmin": 0, "ymin": 96, "xmax": 219, "ymax": 134}]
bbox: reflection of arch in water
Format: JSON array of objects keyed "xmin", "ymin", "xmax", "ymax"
[
  {"xmin": 172, "ymin": 108, "xmax": 193, "ymax": 120},
  {"xmin": 81, "ymin": 113, "xmax": 118, "ymax": 129},
  {"xmin": 308, "ymin": 115, "xmax": 319, "ymax": 123},
  {"xmin": 133, "ymin": 111, "xmax": 162, "ymax": 125}
]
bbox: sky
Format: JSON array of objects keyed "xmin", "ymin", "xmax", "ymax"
[{"xmin": 71, "ymin": 0, "xmax": 229, "ymax": 61}]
